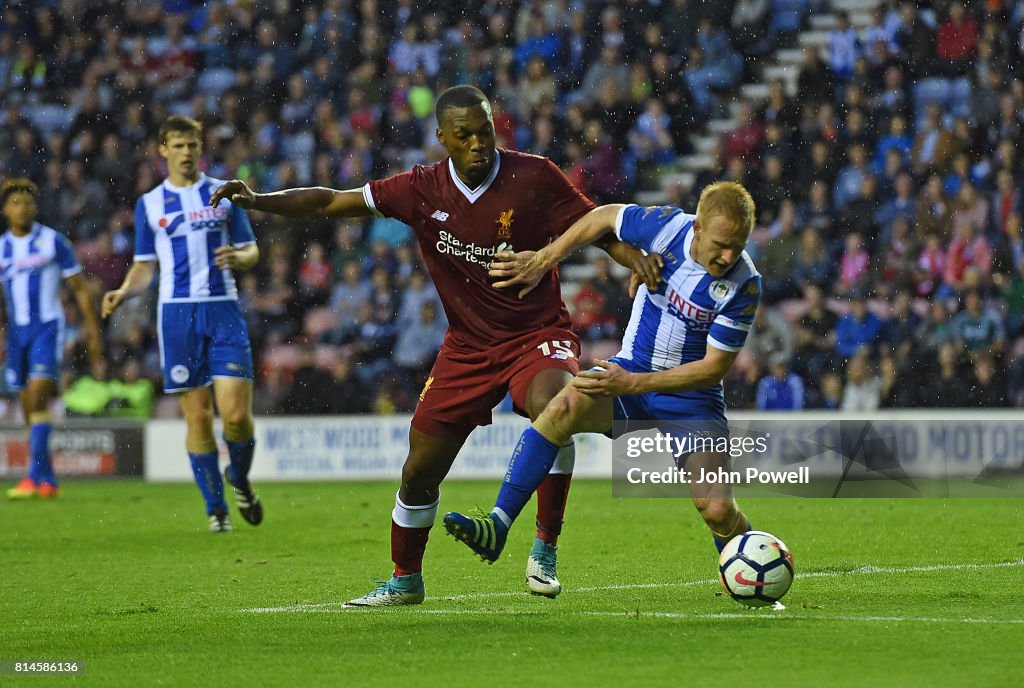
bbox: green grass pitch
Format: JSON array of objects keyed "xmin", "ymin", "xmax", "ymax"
[{"xmin": 2, "ymin": 480, "xmax": 1022, "ymax": 687}]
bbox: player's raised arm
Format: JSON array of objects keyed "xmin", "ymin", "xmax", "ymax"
[{"xmin": 208, "ymin": 181, "xmax": 375, "ymax": 220}]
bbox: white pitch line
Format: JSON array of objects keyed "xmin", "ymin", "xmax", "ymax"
[
  {"xmin": 240, "ymin": 559, "xmax": 1024, "ymax": 614},
  {"xmin": 308, "ymin": 608, "xmax": 1024, "ymax": 625}
]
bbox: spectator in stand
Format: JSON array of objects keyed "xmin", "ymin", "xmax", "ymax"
[
  {"xmin": 759, "ymin": 202, "xmax": 801, "ymax": 302},
  {"xmin": 744, "ymin": 305, "xmax": 794, "ymax": 367},
  {"xmin": 329, "ymin": 222, "xmax": 368, "ymax": 278},
  {"xmin": 835, "ymin": 292, "xmax": 884, "ymax": 359},
  {"xmin": 875, "ymin": 173, "xmax": 917, "ymax": 241},
  {"xmin": 297, "ymin": 240, "xmax": 332, "ymax": 307},
  {"xmin": 721, "ymin": 101, "xmax": 764, "ymax": 166},
  {"xmin": 943, "ymin": 210, "xmax": 992, "ymax": 295},
  {"xmin": 916, "ymin": 174, "xmax": 953, "ymax": 240},
  {"xmin": 570, "ymin": 280, "xmax": 617, "ymax": 343},
  {"xmin": 627, "ymin": 98, "xmax": 677, "ymax": 182},
  {"xmin": 80, "ymin": 227, "xmax": 131, "ymax": 294},
  {"xmin": 840, "ymin": 353, "xmax": 881, "ymax": 412},
  {"xmin": 793, "ymin": 229, "xmax": 833, "ymax": 292},
  {"xmin": 911, "ymin": 105, "xmax": 956, "ymax": 178},
  {"xmin": 951, "ymin": 290, "xmax": 1005, "ymax": 356},
  {"xmin": 999, "ymin": 249, "xmax": 1024, "ymax": 337},
  {"xmin": 800, "ymin": 179, "xmax": 834, "ymax": 234},
  {"xmin": 878, "ymin": 351, "xmax": 916, "ymax": 408},
  {"xmin": 837, "ymin": 232, "xmax": 871, "ymax": 297},
  {"xmin": 935, "ymin": 2, "xmax": 978, "ymax": 77},
  {"xmin": 793, "ymin": 283, "xmax": 837, "ymax": 380},
  {"xmin": 834, "ymin": 144, "xmax": 871, "ymax": 211},
  {"xmin": 724, "ymin": 361, "xmax": 762, "ymax": 411},
  {"xmin": 874, "ymin": 115, "xmax": 912, "ymax": 170},
  {"xmin": 914, "ymin": 300, "xmax": 955, "ymax": 363},
  {"xmin": 683, "ymin": 19, "xmax": 743, "ymax": 117},
  {"xmin": 577, "ymin": 45, "xmax": 629, "ymax": 106},
  {"xmin": 58, "ymin": 160, "xmax": 110, "ymax": 240},
  {"xmin": 252, "ymin": 366, "xmax": 290, "ymax": 417},
  {"xmin": 64, "ymin": 359, "xmax": 115, "ymax": 417},
  {"xmin": 731, "ymin": 0, "xmax": 772, "ymax": 57},
  {"xmin": 756, "ymin": 354, "xmax": 805, "ymax": 410},
  {"xmin": 991, "ymin": 170, "xmax": 1021, "ymax": 236},
  {"xmin": 876, "ymin": 217, "xmax": 917, "ymax": 295},
  {"xmin": 280, "ymin": 346, "xmax": 333, "ymax": 415},
  {"xmin": 828, "ymin": 12, "xmax": 862, "ymax": 83},
  {"xmin": 754, "ymin": 156, "xmax": 788, "ymax": 223},
  {"xmin": 328, "ymin": 357, "xmax": 372, "ymax": 415},
  {"xmin": 393, "ymin": 299, "xmax": 447, "ymax": 383},
  {"xmin": 252, "ymin": 252, "xmax": 299, "ymax": 344},
  {"xmin": 966, "ymin": 355, "xmax": 1008, "ymax": 407},
  {"xmin": 917, "ymin": 343, "xmax": 966, "ymax": 407},
  {"xmin": 517, "ymin": 55, "xmax": 558, "ymax": 121},
  {"xmin": 816, "ymin": 372, "xmax": 844, "ymax": 410}
]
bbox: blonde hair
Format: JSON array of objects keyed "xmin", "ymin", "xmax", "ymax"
[{"xmin": 696, "ymin": 181, "xmax": 756, "ymax": 235}]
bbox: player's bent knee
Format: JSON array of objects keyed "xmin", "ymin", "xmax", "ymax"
[{"xmin": 543, "ymin": 388, "xmax": 590, "ymax": 432}]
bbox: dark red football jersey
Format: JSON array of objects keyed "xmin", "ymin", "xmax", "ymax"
[{"xmin": 364, "ymin": 149, "xmax": 594, "ymax": 348}]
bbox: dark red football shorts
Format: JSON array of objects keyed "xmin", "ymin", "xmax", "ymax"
[{"xmin": 410, "ymin": 325, "xmax": 581, "ymax": 440}]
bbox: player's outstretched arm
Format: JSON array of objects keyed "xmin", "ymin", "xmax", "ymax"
[
  {"xmin": 492, "ymin": 205, "xmax": 663, "ymax": 298},
  {"xmin": 102, "ymin": 261, "xmax": 156, "ymax": 319},
  {"xmin": 209, "ymin": 181, "xmax": 374, "ymax": 220},
  {"xmin": 66, "ymin": 272, "xmax": 103, "ymax": 365}
]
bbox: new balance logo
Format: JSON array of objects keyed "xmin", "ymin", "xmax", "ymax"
[{"xmin": 431, "ymin": 210, "xmax": 450, "ymax": 222}]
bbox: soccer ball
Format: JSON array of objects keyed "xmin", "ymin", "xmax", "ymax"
[{"xmin": 718, "ymin": 530, "xmax": 794, "ymax": 607}]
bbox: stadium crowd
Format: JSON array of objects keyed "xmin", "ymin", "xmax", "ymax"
[{"xmin": 1, "ymin": 0, "xmax": 1024, "ymax": 416}]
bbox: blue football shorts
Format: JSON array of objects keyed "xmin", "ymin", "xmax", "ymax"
[
  {"xmin": 603, "ymin": 356, "xmax": 730, "ymax": 462},
  {"xmin": 158, "ymin": 300, "xmax": 253, "ymax": 393},
  {"xmin": 5, "ymin": 319, "xmax": 62, "ymax": 390}
]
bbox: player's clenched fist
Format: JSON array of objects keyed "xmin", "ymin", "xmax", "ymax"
[{"xmin": 209, "ymin": 180, "xmax": 256, "ymax": 208}]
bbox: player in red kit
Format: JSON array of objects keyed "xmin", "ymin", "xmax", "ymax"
[{"xmin": 211, "ymin": 86, "xmax": 659, "ymax": 606}]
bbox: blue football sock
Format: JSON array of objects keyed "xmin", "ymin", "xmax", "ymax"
[
  {"xmin": 189, "ymin": 451, "xmax": 227, "ymax": 515},
  {"xmin": 29, "ymin": 423, "xmax": 53, "ymax": 484},
  {"xmin": 224, "ymin": 436, "xmax": 255, "ymax": 484},
  {"xmin": 494, "ymin": 427, "xmax": 560, "ymax": 526},
  {"xmin": 714, "ymin": 521, "xmax": 752, "ymax": 553}
]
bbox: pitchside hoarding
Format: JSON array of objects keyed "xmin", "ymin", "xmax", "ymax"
[
  {"xmin": 144, "ymin": 411, "xmax": 1024, "ymax": 488},
  {"xmin": 0, "ymin": 420, "xmax": 144, "ymax": 478}
]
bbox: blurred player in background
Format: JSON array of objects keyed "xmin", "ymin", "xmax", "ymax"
[
  {"xmin": 3, "ymin": 178, "xmax": 102, "ymax": 499},
  {"xmin": 102, "ymin": 116, "xmax": 263, "ymax": 533},
  {"xmin": 211, "ymin": 85, "xmax": 660, "ymax": 605},
  {"xmin": 445, "ymin": 182, "xmax": 762, "ymax": 569}
]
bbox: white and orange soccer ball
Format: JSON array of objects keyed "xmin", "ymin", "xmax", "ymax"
[{"xmin": 718, "ymin": 531, "xmax": 794, "ymax": 607}]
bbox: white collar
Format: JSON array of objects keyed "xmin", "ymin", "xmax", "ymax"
[
  {"xmin": 447, "ymin": 150, "xmax": 501, "ymax": 204},
  {"xmin": 163, "ymin": 173, "xmax": 206, "ymax": 191}
]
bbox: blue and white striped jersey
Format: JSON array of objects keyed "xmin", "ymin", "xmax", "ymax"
[
  {"xmin": 613, "ymin": 204, "xmax": 762, "ymax": 372},
  {"xmin": 0, "ymin": 223, "xmax": 81, "ymax": 327},
  {"xmin": 134, "ymin": 173, "xmax": 255, "ymax": 303}
]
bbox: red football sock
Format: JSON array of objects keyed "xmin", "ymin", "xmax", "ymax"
[
  {"xmin": 391, "ymin": 519, "xmax": 431, "ymax": 576},
  {"xmin": 535, "ymin": 472, "xmax": 572, "ymax": 546}
]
